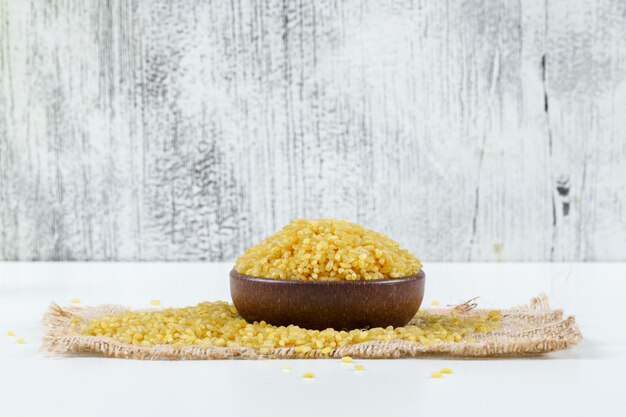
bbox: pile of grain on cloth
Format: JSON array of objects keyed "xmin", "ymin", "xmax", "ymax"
[{"xmin": 42, "ymin": 294, "xmax": 581, "ymax": 360}]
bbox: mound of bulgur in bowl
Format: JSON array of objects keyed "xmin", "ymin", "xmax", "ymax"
[{"xmin": 234, "ymin": 218, "xmax": 422, "ymax": 281}]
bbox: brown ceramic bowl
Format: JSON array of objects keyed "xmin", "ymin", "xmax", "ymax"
[{"xmin": 230, "ymin": 269, "xmax": 425, "ymax": 330}]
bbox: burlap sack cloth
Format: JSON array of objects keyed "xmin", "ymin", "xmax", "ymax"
[{"xmin": 42, "ymin": 294, "xmax": 581, "ymax": 359}]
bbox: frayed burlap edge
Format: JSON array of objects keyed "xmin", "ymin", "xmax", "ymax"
[{"xmin": 42, "ymin": 294, "xmax": 582, "ymax": 360}]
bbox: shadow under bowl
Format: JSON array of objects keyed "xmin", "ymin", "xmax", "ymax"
[{"xmin": 229, "ymin": 269, "xmax": 425, "ymax": 330}]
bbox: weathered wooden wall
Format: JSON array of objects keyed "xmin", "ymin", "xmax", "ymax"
[{"xmin": 1, "ymin": 0, "xmax": 625, "ymax": 261}]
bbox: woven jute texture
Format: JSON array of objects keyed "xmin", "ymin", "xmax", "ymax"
[{"xmin": 42, "ymin": 294, "xmax": 581, "ymax": 360}]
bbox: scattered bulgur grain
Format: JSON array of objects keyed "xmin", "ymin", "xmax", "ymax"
[
  {"xmin": 150, "ymin": 299, "xmax": 161, "ymax": 306},
  {"xmin": 354, "ymin": 364, "xmax": 365, "ymax": 371},
  {"xmin": 7, "ymin": 330, "xmax": 15, "ymax": 337},
  {"xmin": 71, "ymin": 301, "xmax": 501, "ymax": 349},
  {"xmin": 302, "ymin": 372, "xmax": 315, "ymax": 379},
  {"xmin": 16, "ymin": 337, "xmax": 25, "ymax": 344},
  {"xmin": 431, "ymin": 371, "xmax": 442, "ymax": 379},
  {"xmin": 70, "ymin": 298, "xmax": 80, "ymax": 304},
  {"xmin": 441, "ymin": 368, "xmax": 453, "ymax": 374},
  {"xmin": 430, "ymin": 300, "xmax": 440, "ymax": 306},
  {"xmin": 341, "ymin": 356, "xmax": 353, "ymax": 363}
]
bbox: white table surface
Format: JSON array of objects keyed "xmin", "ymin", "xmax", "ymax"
[{"xmin": 0, "ymin": 262, "xmax": 624, "ymax": 417}]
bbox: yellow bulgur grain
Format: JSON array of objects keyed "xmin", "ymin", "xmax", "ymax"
[
  {"xmin": 281, "ymin": 365, "xmax": 291, "ymax": 371},
  {"xmin": 16, "ymin": 337, "xmax": 25, "ymax": 344},
  {"xmin": 430, "ymin": 300, "xmax": 440, "ymax": 306},
  {"xmin": 441, "ymin": 368, "xmax": 453, "ymax": 374},
  {"xmin": 235, "ymin": 219, "xmax": 422, "ymax": 281},
  {"xmin": 354, "ymin": 364, "xmax": 365, "ymax": 371},
  {"xmin": 150, "ymin": 299, "xmax": 161, "ymax": 306},
  {"xmin": 302, "ymin": 372, "xmax": 315, "ymax": 379},
  {"xmin": 71, "ymin": 301, "xmax": 501, "ymax": 350},
  {"xmin": 7, "ymin": 330, "xmax": 15, "ymax": 337},
  {"xmin": 431, "ymin": 371, "xmax": 442, "ymax": 378},
  {"xmin": 70, "ymin": 298, "xmax": 80, "ymax": 304},
  {"xmin": 341, "ymin": 356, "xmax": 353, "ymax": 363}
]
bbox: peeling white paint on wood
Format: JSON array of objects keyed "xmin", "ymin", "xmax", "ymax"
[{"xmin": 1, "ymin": 0, "xmax": 625, "ymax": 261}]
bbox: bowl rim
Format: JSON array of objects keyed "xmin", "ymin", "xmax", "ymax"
[{"xmin": 230, "ymin": 269, "xmax": 425, "ymax": 286}]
